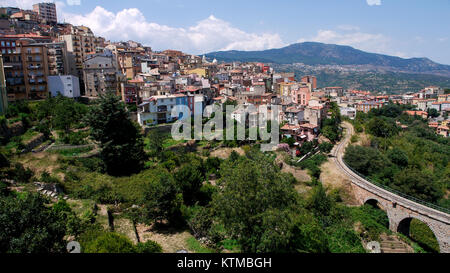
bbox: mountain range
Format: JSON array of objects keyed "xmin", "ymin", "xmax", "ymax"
[{"xmin": 206, "ymin": 42, "xmax": 450, "ymax": 77}]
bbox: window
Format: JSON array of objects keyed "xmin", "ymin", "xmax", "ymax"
[{"xmin": 1, "ymin": 41, "xmax": 4, "ymax": 46}]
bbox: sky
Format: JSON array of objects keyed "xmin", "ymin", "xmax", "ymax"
[{"xmin": 2, "ymin": 0, "xmax": 450, "ymax": 64}]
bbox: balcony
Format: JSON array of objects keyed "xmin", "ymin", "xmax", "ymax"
[{"xmin": 157, "ymin": 105, "xmax": 168, "ymax": 113}]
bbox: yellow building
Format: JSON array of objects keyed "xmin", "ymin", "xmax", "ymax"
[
  {"xmin": 185, "ymin": 68, "xmax": 209, "ymax": 78},
  {"xmin": 279, "ymin": 82, "xmax": 297, "ymax": 97}
]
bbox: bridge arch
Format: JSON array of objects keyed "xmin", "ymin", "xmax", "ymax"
[
  {"xmin": 364, "ymin": 198, "xmax": 385, "ymax": 210},
  {"xmin": 397, "ymin": 216, "xmax": 441, "ymax": 253},
  {"xmin": 362, "ymin": 197, "xmax": 391, "ymax": 229}
]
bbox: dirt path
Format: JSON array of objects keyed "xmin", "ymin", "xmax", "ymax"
[
  {"xmin": 210, "ymin": 147, "xmax": 245, "ymax": 159},
  {"xmin": 135, "ymin": 224, "xmax": 193, "ymax": 253},
  {"xmin": 320, "ymin": 122, "xmax": 359, "ymax": 205}
]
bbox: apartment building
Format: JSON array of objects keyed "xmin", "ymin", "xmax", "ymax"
[
  {"xmin": 36, "ymin": 42, "xmax": 69, "ymax": 76},
  {"xmin": 301, "ymin": 75, "xmax": 317, "ymax": 90},
  {"xmin": 0, "ymin": 55, "xmax": 7, "ymax": 114},
  {"xmin": 356, "ymin": 101, "xmax": 383, "ymax": 113},
  {"xmin": 117, "ymin": 51, "xmax": 142, "ymax": 80},
  {"xmin": 137, "ymin": 94, "xmax": 189, "ymax": 126},
  {"xmin": 3, "ymin": 40, "xmax": 49, "ymax": 101},
  {"xmin": 292, "ymin": 86, "xmax": 311, "ymax": 106},
  {"xmin": 324, "ymin": 87, "xmax": 344, "ymax": 97},
  {"xmin": 33, "ymin": 2, "xmax": 57, "ymax": 24},
  {"xmin": 120, "ymin": 83, "xmax": 139, "ymax": 104},
  {"xmin": 48, "ymin": 75, "xmax": 80, "ymax": 98},
  {"xmin": 1, "ymin": 34, "xmax": 52, "ymax": 54},
  {"xmin": 279, "ymin": 82, "xmax": 298, "ymax": 97},
  {"xmin": 83, "ymin": 50, "xmax": 120, "ymax": 97},
  {"xmin": 59, "ymin": 26, "xmax": 105, "ymax": 83}
]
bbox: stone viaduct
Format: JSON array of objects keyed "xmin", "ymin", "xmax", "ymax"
[{"xmin": 333, "ymin": 122, "xmax": 450, "ymax": 253}]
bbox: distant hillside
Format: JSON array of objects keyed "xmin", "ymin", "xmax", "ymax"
[
  {"xmin": 206, "ymin": 42, "xmax": 450, "ymax": 77},
  {"xmin": 279, "ymin": 66, "xmax": 450, "ymax": 94}
]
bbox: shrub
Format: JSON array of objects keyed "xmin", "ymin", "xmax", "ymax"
[
  {"xmin": 8, "ymin": 163, "xmax": 34, "ymax": 183},
  {"xmin": 135, "ymin": 240, "xmax": 163, "ymax": 253},
  {"xmin": 81, "ymin": 231, "xmax": 135, "ymax": 253},
  {"xmin": 41, "ymin": 171, "xmax": 61, "ymax": 184},
  {"xmin": 319, "ymin": 142, "xmax": 334, "ymax": 154}
]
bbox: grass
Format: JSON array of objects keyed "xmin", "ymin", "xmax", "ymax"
[
  {"xmin": 51, "ymin": 147, "xmax": 94, "ymax": 157},
  {"xmin": 185, "ymin": 236, "xmax": 216, "ymax": 253},
  {"xmin": 397, "ymin": 233, "xmax": 427, "ymax": 253},
  {"xmin": 409, "ymin": 219, "xmax": 440, "ymax": 253},
  {"xmin": 163, "ymin": 138, "xmax": 187, "ymax": 149},
  {"xmin": 21, "ymin": 130, "xmax": 40, "ymax": 143},
  {"xmin": 67, "ymin": 199, "xmax": 96, "ymax": 216},
  {"xmin": 218, "ymin": 239, "xmax": 241, "ymax": 252}
]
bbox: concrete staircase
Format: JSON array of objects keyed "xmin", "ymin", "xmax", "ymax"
[{"xmin": 379, "ymin": 234, "xmax": 413, "ymax": 253}]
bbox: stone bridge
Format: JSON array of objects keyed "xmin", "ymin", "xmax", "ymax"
[{"xmin": 333, "ymin": 122, "xmax": 450, "ymax": 253}]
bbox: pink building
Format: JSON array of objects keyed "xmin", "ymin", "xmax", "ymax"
[{"xmin": 292, "ymin": 86, "xmax": 311, "ymax": 106}]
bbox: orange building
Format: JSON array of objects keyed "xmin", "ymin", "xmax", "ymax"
[{"xmin": 301, "ymin": 75, "xmax": 317, "ymax": 90}]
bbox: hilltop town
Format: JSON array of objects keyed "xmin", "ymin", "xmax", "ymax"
[{"xmin": 0, "ymin": 3, "xmax": 449, "ymax": 255}]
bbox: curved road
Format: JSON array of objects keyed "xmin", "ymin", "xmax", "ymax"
[{"xmin": 332, "ymin": 122, "xmax": 450, "ymax": 224}]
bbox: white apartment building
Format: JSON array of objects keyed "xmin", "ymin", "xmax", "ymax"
[
  {"xmin": 48, "ymin": 75, "xmax": 80, "ymax": 98},
  {"xmin": 137, "ymin": 95, "xmax": 178, "ymax": 126}
]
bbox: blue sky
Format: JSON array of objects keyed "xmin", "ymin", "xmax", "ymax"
[{"xmin": 5, "ymin": 0, "xmax": 450, "ymax": 64}]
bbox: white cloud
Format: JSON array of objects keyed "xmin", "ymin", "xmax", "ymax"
[
  {"xmin": 298, "ymin": 29, "xmax": 395, "ymax": 56},
  {"xmin": 366, "ymin": 0, "xmax": 382, "ymax": 6},
  {"xmin": 337, "ymin": 25, "xmax": 360, "ymax": 31},
  {"xmin": 62, "ymin": 7, "xmax": 285, "ymax": 54},
  {"xmin": 1, "ymin": 0, "xmax": 40, "ymax": 9}
]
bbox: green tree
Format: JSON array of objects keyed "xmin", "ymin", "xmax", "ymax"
[
  {"xmin": 53, "ymin": 96, "xmax": 87, "ymax": 132},
  {"xmin": 322, "ymin": 126, "xmax": 339, "ymax": 143},
  {"xmin": 392, "ymin": 169, "xmax": 443, "ymax": 203},
  {"xmin": 212, "ymin": 153, "xmax": 300, "ymax": 252},
  {"xmin": 85, "ymin": 93, "xmax": 146, "ymax": 176},
  {"xmin": 290, "ymin": 212, "xmax": 329, "ymax": 253},
  {"xmin": 319, "ymin": 142, "xmax": 334, "ymax": 154},
  {"xmin": 367, "ymin": 117, "xmax": 399, "ymax": 138},
  {"xmin": 0, "ymin": 194, "xmax": 67, "ymax": 253},
  {"xmin": 142, "ymin": 169, "xmax": 182, "ymax": 225},
  {"xmin": 175, "ymin": 164, "xmax": 204, "ymax": 205},
  {"xmin": 387, "ymin": 148, "xmax": 409, "ymax": 168},
  {"xmin": 147, "ymin": 130, "xmax": 165, "ymax": 155},
  {"xmin": 427, "ymin": 108, "xmax": 440, "ymax": 118}
]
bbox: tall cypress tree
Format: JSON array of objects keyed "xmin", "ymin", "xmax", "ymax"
[{"xmin": 85, "ymin": 93, "xmax": 146, "ymax": 176}]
